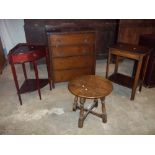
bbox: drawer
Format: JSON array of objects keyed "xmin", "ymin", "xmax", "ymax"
[
  {"xmin": 53, "ymin": 68, "xmax": 93, "ymax": 82},
  {"xmin": 11, "ymin": 50, "xmax": 45, "ymax": 63},
  {"xmin": 49, "ymin": 33, "xmax": 95, "ymax": 46},
  {"xmin": 50, "ymin": 45, "xmax": 94, "ymax": 57},
  {"xmin": 52, "ymin": 56, "xmax": 95, "ymax": 70}
]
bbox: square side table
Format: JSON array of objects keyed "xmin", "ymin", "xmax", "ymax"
[{"xmin": 106, "ymin": 43, "xmax": 151, "ymax": 100}]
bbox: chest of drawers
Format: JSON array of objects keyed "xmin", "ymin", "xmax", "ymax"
[{"xmin": 48, "ymin": 31, "xmax": 96, "ymax": 84}]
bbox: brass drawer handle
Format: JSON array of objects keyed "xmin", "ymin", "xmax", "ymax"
[
  {"xmin": 84, "ymin": 39, "xmax": 88, "ymax": 43},
  {"xmin": 56, "ymin": 39, "xmax": 61, "ymax": 47},
  {"xmin": 83, "ymin": 50, "xmax": 87, "ymax": 54}
]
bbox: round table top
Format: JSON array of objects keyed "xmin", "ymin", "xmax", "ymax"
[{"xmin": 68, "ymin": 75, "xmax": 113, "ymax": 99}]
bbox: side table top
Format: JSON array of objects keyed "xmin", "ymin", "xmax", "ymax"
[
  {"xmin": 9, "ymin": 43, "xmax": 46, "ymax": 55},
  {"xmin": 110, "ymin": 43, "xmax": 152, "ymax": 55},
  {"xmin": 8, "ymin": 43, "xmax": 47, "ymax": 63},
  {"xmin": 68, "ymin": 75, "xmax": 113, "ymax": 99}
]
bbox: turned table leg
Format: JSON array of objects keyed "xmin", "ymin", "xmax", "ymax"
[
  {"xmin": 100, "ymin": 97, "xmax": 107, "ymax": 123},
  {"xmin": 73, "ymin": 96, "xmax": 78, "ymax": 111},
  {"xmin": 78, "ymin": 97, "xmax": 86, "ymax": 128}
]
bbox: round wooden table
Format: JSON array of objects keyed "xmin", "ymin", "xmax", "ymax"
[{"xmin": 68, "ymin": 75, "xmax": 113, "ymax": 128}]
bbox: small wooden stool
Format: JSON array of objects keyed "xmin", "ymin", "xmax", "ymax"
[{"xmin": 68, "ymin": 75, "xmax": 113, "ymax": 128}]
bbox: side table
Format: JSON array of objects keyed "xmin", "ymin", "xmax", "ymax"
[
  {"xmin": 8, "ymin": 43, "xmax": 52, "ymax": 105},
  {"xmin": 106, "ymin": 43, "xmax": 151, "ymax": 100},
  {"xmin": 68, "ymin": 75, "xmax": 113, "ymax": 128}
]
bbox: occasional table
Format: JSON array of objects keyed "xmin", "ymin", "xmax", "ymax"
[
  {"xmin": 68, "ymin": 75, "xmax": 113, "ymax": 128},
  {"xmin": 106, "ymin": 43, "xmax": 151, "ymax": 100},
  {"xmin": 8, "ymin": 43, "xmax": 52, "ymax": 105}
]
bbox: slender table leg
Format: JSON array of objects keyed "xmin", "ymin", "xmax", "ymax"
[
  {"xmin": 114, "ymin": 56, "xmax": 119, "ymax": 74},
  {"xmin": 32, "ymin": 61, "xmax": 41, "ymax": 100},
  {"xmin": 73, "ymin": 96, "xmax": 78, "ymax": 111},
  {"xmin": 94, "ymin": 98, "xmax": 98, "ymax": 108},
  {"xmin": 10, "ymin": 63, "xmax": 22, "ymax": 105},
  {"xmin": 106, "ymin": 50, "xmax": 111, "ymax": 78},
  {"xmin": 46, "ymin": 48, "xmax": 55, "ymax": 89},
  {"xmin": 22, "ymin": 63, "xmax": 27, "ymax": 80},
  {"xmin": 100, "ymin": 97, "xmax": 107, "ymax": 123},
  {"xmin": 78, "ymin": 97, "xmax": 86, "ymax": 128},
  {"xmin": 131, "ymin": 57, "xmax": 143, "ymax": 100},
  {"xmin": 139, "ymin": 55, "xmax": 150, "ymax": 92},
  {"xmin": 45, "ymin": 49, "xmax": 52, "ymax": 90},
  {"xmin": 132, "ymin": 60, "xmax": 138, "ymax": 78}
]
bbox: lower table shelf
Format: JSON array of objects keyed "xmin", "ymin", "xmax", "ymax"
[
  {"xmin": 19, "ymin": 79, "xmax": 49, "ymax": 94},
  {"xmin": 108, "ymin": 73, "xmax": 134, "ymax": 89}
]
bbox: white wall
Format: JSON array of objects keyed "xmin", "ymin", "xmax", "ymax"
[{"xmin": 0, "ymin": 19, "xmax": 26, "ymax": 55}]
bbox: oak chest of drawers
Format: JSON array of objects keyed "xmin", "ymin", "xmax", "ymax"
[{"xmin": 48, "ymin": 31, "xmax": 96, "ymax": 84}]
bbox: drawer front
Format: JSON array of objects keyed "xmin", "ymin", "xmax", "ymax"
[
  {"xmin": 50, "ymin": 44, "xmax": 94, "ymax": 57},
  {"xmin": 52, "ymin": 56, "xmax": 95, "ymax": 70},
  {"xmin": 11, "ymin": 50, "xmax": 45, "ymax": 63},
  {"xmin": 53, "ymin": 68, "xmax": 93, "ymax": 82},
  {"xmin": 49, "ymin": 33, "xmax": 95, "ymax": 46}
]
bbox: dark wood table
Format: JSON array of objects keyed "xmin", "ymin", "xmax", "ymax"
[
  {"xmin": 106, "ymin": 43, "xmax": 151, "ymax": 100},
  {"xmin": 68, "ymin": 75, "xmax": 113, "ymax": 128},
  {"xmin": 8, "ymin": 43, "xmax": 52, "ymax": 105}
]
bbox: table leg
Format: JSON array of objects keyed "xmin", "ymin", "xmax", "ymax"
[
  {"xmin": 106, "ymin": 50, "xmax": 111, "ymax": 78},
  {"xmin": 132, "ymin": 60, "xmax": 138, "ymax": 78},
  {"xmin": 94, "ymin": 98, "xmax": 98, "ymax": 107},
  {"xmin": 100, "ymin": 97, "xmax": 107, "ymax": 123},
  {"xmin": 32, "ymin": 61, "xmax": 41, "ymax": 100},
  {"xmin": 139, "ymin": 55, "xmax": 150, "ymax": 92},
  {"xmin": 78, "ymin": 97, "xmax": 86, "ymax": 128},
  {"xmin": 114, "ymin": 56, "xmax": 120, "ymax": 74},
  {"xmin": 73, "ymin": 96, "xmax": 78, "ymax": 111},
  {"xmin": 10, "ymin": 63, "xmax": 22, "ymax": 105},
  {"xmin": 45, "ymin": 49, "xmax": 52, "ymax": 90},
  {"xmin": 22, "ymin": 63, "xmax": 27, "ymax": 80},
  {"xmin": 131, "ymin": 57, "xmax": 143, "ymax": 100},
  {"xmin": 46, "ymin": 48, "xmax": 55, "ymax": 89}
]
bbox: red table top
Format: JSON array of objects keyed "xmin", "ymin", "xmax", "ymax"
[
  {"xmin": 9, "ymin": 43, "xmax": 46, "ymax": 55},
  {"xmin": 8, "ymin": 43, "xmax": 47, "ymax": 63}
]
